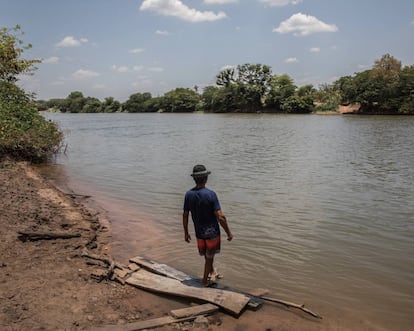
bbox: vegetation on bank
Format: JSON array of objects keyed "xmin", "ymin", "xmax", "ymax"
[
  {"xmin": 0, "ymin": 25, "xmax": 63, "ymax": 162},
  {"xmin": 38, "ymin": 55, "xmax": 414, "ymax": 115}
]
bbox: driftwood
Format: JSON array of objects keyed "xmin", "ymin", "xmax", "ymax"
[
  {"xmin": 82, "ymin": 251, "xmax": 125, "ymax": 270},
  {"xmin": 90, "ymin": 304, "xmax": 217, "ymax": 331},
  {"xmin": 81, "ymin": 249, "xmax": 130, "ymax": 283},
  {"xmin": 260, "ymin": 295, "xmax": 322, "ymax": 319},
  {"xmin": 170, "ymin": 303, "xmax": 218, "ymax": 318},
  {"xmin": 63, "ymin": 191, "xmax": 92, "ymax": 199},
  {"xmin": 18, "ymin": 231, "xmax": 81, "ymax": 242}
]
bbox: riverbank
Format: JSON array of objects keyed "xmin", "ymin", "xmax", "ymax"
[{"xmin": 0, "ymin": 159, "xmax": 365, "ymax": 330}]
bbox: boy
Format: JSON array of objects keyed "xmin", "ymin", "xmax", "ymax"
[{"xmin": 183, "ymin": 165, "xmax": 233, "ymax": 286}]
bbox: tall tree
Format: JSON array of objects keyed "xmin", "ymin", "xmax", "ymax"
[
  {"xmin": 161, "ymin": 88, "xmax": 200, "ymax": 113},
  {"xmin": 0, "ymin": 25, "xmax": 40, "ymax": 82},
  {"xmin": 216, "ymin": 67, "xmax": 235, "ymax": 87},
  {"xmin": 266, "ymin": 74, "xmax": 296, "ymax": 110},
  {"xmin": 123, "ymin": 92, "xmax": 152, "ymax": 112}
]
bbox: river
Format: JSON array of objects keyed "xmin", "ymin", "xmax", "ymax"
[{"xmin": 41, "ymin": 112, "xmax": 414, "ymax": 331}]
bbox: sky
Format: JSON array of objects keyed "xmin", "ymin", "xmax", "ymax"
[{"xmin": 1, "ymin": 0, "xmax": 414, "ymax": 102}]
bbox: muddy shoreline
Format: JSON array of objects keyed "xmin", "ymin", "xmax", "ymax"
[{"xmin": 0, "ymin": 159, "xmax": 359, "ymax": 330}]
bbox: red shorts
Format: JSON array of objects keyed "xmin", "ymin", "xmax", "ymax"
[{"xmin": 197, "ymin": 236, "xmax": 221, "ymax": 259}]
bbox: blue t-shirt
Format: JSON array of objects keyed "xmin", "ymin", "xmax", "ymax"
[{"xmin": 183, "ymin": 187, "xmax": 221, "ymax": 239}]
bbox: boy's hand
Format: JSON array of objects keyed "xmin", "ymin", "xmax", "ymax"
[
  {"xmin": 227, "ymin": 233, "xmax": 233, "ymax": 241},
  {"xmin": 185, "ymin": 233, "xmax": 191, "ymax": 243}
]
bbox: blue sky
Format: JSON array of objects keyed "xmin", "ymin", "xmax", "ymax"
[{"xmin": 2, "ymin": 0, "xmax": 414, "ymax": 101}]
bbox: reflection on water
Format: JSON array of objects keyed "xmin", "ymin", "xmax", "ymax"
[{"xmin": 42, "ymin": 113, "xmax": 414, "ymax": 330}]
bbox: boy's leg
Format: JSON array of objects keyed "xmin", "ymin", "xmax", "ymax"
[{"xmin": 203, "ymin": 256, "xmax": 214, "ymax": 286}]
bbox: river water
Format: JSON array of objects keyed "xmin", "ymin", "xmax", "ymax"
[{"xmin": 42, "ymin": 113, "xmax": 414, "ymax": 330}]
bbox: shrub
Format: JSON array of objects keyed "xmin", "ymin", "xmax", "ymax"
[{"xmin": 0, "ymin": 81, "xmax": 63, "ymax": 162}]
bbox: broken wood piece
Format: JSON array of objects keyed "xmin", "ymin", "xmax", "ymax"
[
  {"xmin": 170, "ymin": 303, "xmax": 218, "ymax": 319},
  {"xmin": 128, "ymin": 263, "xmax": 140, "ymax": 271},
  {"xmin": 90, "ymin": 269, "xmax": 108, "ymax": 282},
  {"xmin": 17, "ymin": 231, "xmax": 81, "ymax": 242},
  {"xmin": 81, "ymin": 249, "xmax": 123, "ymax": 268},
  {"xmin": 114, "ymin": 268, "xmax": 129, "ymax": 279},
  {"xmin": 261, "ymin": 296, "xmax": 322, "ymax": 319},
  {"xmin": 90, "ymin": 315, "xmax": 198, "ymax": 331},
  {"xmin": 126, "ymin": 269, "xmax": 249, "ymax": 316}
]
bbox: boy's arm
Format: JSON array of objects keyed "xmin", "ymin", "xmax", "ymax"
[
  {"xmin": 183, "ymin": 210, "xmax": 191, "ymax": 242},
  {"xmin": 215, "ymin": 210, "xmax": 233, "ymax": 241}
]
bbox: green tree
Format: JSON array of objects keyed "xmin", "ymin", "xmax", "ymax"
[
  {"xmin": 236, "ymin": 63, "xmax": 272, "ymax": 111},
  {"xmin": 0, "ymin": 25, "xmax": 40, "ymax": 82},
  {"xmin": 102, "ymin": 97, "xmax": 121, "ymax": 113},
  {"xmin": 201, "ymin": 86, "xmax": 220, "ymax": 112},
  {"xmin": 281, "ymin": 95, "xmax": 313, "ymax": 114},
  {"xmin": 398, "ymin": 65, "xmax": 414, "ymax": 113},
  {"xmin": 0, "ymin": 81, "xmax": 62, "ymax": 161},
  {"xmin": 161, "ymin": 88, "xmax": 200, "ymax": 113},
  {"xmin": 266, "ymin": 74, "xmax": 296, "ymax": 110},
  {"xmin": 61, "ymin": 91, "xmax": 86, "ymax": 113},
  {"xmin": 216, "ymin": 67, "xmax": 235, "ymax": 87},
  {"xmin": 0, "ymin": 25, "xmax": 62, "ymax": 161},
  {"xmin": 81, "ymin": 97, "xmax": 102, "ymax": 113},
  {"xmin": 123, "ymin": 92, "xmax": 152, "ymax": 112},
  {"xmin": 314, "ymin": 83, "xmax": 341, "ymax": 112},
  {"xmin": 45, "ymin": 98, "xmax": 66, "ymax": 112}
]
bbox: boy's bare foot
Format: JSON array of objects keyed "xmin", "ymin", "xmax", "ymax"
[
  {"xmin": 208, "ymin": 269, "xmax": 223, "ymax": 281},
  {"xmin": 203, "ymin": 280, "xmax": 217, "ymax": 287}
]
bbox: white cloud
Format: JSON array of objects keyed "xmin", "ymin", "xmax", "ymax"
[
  {"xmin": 156, "ymin": 30, "xmax": 171, "ymax": 35},
  {"xmin": 310, "ymin": 47, "xmax": 320, "ymax": 53},
  {"xmin": 130, "ymin": 48, "xmax": 145, "ymax": 54},
  {"xmin": 71, "ymin": 69, "xmax": 99, "ymax": 79},
  {"xmin": 55, "ymin": 36, "xmax": 88, "ymax": 47},
  {"xmin": 147, "ymin": 67, "xmax": 164, "ymax": 72},
  {"xmin": 285, "ymin": 57, "xmax": 299, "ymax": 63},
  {"xmin": 43, "ymin": 56, "xmax": 60, "ymax": 63},
  {"xmin": 111, "ymin": 65, "xmax": 130, "ymax": 73},
  {"xmin": 93, "ymin": 84, "xmax": 106, "ymax": 89},
  {"xmin": 259, "ymin": 0, "xmax": 301, "ymax": 6},
  {"xmin": 133, "ymin": 65, "xmax": 144, "ymax": 71},
  {"xmin": 274, "ymin": 13, "xmax": 338, "ymax": 36},
  {"xmin": 219, "ymin": 64, "xmax": 236, "ymax": 71},
  {"xmin": 140, "ymin": 0, "xmax": 227, "ymax": 22},
  {"xmin": 204, "ymin": 0, "xmax": 238, "ymax": 4}
]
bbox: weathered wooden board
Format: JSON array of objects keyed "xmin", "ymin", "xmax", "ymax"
[
  {"xmin": 90, "ymin": 304, "xmax": 217, "ymax": 331},
  {"xmin": 170, "ymin": 303, "xmax": 218, "ymax": 319},
  {"xmin": 126, "ymin": 269, "xmax": 250, "ymax": 316},
  {"xmin": 130, "ymin": 256, "xmax": 192, "ymax": 281},
  {"xmin": 129, "ymin": 256, "xmax": 263, "ymax": 309},
  {"xmin": 90, "ymin": 315, "xmax": 196, "ymax": 331}
]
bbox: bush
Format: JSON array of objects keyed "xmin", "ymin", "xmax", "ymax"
[{"xmin": 0, "ymin": 81, "xmax": 63, "ymax": 162}]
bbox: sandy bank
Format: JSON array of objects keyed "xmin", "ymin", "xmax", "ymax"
[{"xmin": 0, "ymin": 159, "xmax": 356, "ymax": 331}]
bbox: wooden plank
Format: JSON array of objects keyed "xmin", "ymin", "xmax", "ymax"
[
  {"xmin": 126, "ymin": 269, "xmax": 249, "ymax": 316},
  {"xmin": 130, "ymin": 256, "xmax": 191, "ymax": 281},
  {"xmin": 129, "ymin": 255, "xmax": 263, "ymax": 309},
  {"xmin": 170, "ymin": 303, "xmax": 219, "ymax": 319},
  {"xmin": 90, "ymin": 315, "xmax": 197, "ymax": 331}
]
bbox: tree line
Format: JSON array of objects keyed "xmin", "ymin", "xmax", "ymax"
[{"xmin": 38, "ymin": 55, "xmax": 414, "ymax": 115}]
